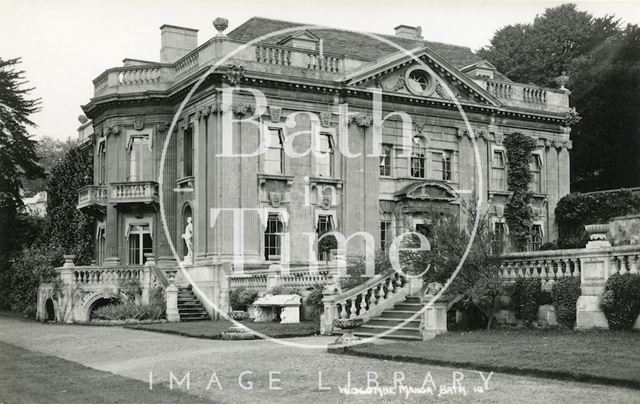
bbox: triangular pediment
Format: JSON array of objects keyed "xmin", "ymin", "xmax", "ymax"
[
  {"xmin": 277, "ymin": 30, "xmax": 320, "ymax": 44},
  {"xmin": 343, "ymin": 47, "xmax": 500, "ymax": 107}
]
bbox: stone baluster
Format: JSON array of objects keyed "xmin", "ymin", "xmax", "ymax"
[
  {"xmin": 349, "ymin": 298, "xmax": 357, "ymax": 319},
  {"xmin": 340, "ymin": 302, "xmax": 347, "ymax": 319},
  {"xmin": 368, "ymin": 286, "xmax": 378, "ymax": 311},
  {"xmin": 358, "ymin": 293, "xmax": 367, "ymax": 316},
  {"xmin": 377, "ymin": 282, "xmax": 386, "ymax": 305},
  {"xmin": 630, "ymin": 254, "xmax": 638, "ymax": 274}
]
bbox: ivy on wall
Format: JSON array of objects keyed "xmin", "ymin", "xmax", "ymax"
[{"xmin": 503, "ymin": 133, "xmax": 537, "ymax": 251}]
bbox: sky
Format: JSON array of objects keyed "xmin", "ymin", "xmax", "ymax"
[{"xmin": 1, "ymin": 0, "xmax": 639, "ymax": 141}]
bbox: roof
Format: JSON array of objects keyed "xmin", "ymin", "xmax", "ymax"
[{"xmin": 227, "ymin": 17, "xmax": 482, "ymax": 69}]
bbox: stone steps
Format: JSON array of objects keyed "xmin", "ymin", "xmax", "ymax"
[
  {"xmin": 338, "ymin": 295, "xmax": 424, "ymax": 341},
  {"xmin": 177, "ymin": 287, "xmax": 209, "ymax": 322}
]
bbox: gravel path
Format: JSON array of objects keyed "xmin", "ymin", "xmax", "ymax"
[{"xmin": 0, "ymin": 316, "xmax": 638, "ymax": 403}]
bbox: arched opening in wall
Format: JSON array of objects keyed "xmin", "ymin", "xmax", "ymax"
[
  {"xmin": 181, "ymin": 203, "xmax": 193, "ymax": 259},
  {"xmin": 89, "ymin": 297, "xmax": 120, "ymax": 320},
  {"xmin": 44, "ymin": 298, "xmax": 55, "ymax": 321}
]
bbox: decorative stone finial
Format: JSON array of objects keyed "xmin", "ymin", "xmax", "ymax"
[
  {"xmin": 555, "ymin": 71, "xmax": 570, "ymax": 90},
  {"xmin": 213, "ymin": 17, "xmax": 229, "ymax": 35},
  {"xmin": 78, "ymin": 115, "xmax": 88, "ymax": 124}
]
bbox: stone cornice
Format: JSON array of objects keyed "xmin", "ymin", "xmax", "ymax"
[{"xmin": 84, "ymin": 68, "xmax": 569, "ymax": 126}]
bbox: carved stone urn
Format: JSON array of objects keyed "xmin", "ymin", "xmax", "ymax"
[
  {"xmin": 584, "ymin": 223, "xmax": 611, "ymax": 249},
  {"xmin": 213, "ymin": 18, "xmax": 229, "ymax": 34},
  {"xmin": 330, "ymin": 318, "xmax": 363, "ymax": 346}
]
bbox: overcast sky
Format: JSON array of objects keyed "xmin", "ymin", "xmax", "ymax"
[{"xmin": 2, "ymin": 0, "xmax": 639, "ymax": 141}]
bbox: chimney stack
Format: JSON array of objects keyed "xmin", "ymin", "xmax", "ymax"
[
  {"xmin": 394, "ymin": 25, "xmax": 423, "ymax": 40},
  {"xmin": 160, "ymin": 24, "xmax": 198, "ymax": 63}
]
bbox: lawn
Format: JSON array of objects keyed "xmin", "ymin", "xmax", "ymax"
[
  {"xmin": 343, "ymin": 328, "xmax": 640, "ymax": 388},
  {"xmin": 126, "ymin": 320, "xmax": 320, "ymax": 339},
  {"xmin": 0, "ymin": 341, "xmax": 213, "ymax": 403}
]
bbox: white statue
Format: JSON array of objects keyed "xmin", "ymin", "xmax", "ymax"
[{"xmin": 181, "ymin": 217, "xmax": 193, "ymax": 262}]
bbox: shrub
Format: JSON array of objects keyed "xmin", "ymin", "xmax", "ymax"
[
  {"xmin": 229, "ymin": 287, "xmax": 259, "ymax": 311},
  {"xmin": 601, "ymin": 273, "xmax": 640, "ymax": 330},
  {"xmin": 92, "ymin": 300, "xmax": 165, "ymax": 321},
  {"xmin": 511, "ymin": 278, "xmax": 543, "ymax": 325},
  {"xmin": 552, "ymin": 277, "xmax": 581, "ymax": 328},
  {"xmin": 539, "ymin": 242, "xmax": 558, "ymax": 251},
  {"xmin": 304, "ymin": 284, "xmax": 324, "ymax": 321}
]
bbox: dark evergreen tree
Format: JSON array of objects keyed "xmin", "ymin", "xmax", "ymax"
[
  {"xmin": 478, "ymin": 4, "xmax": 639, "ymax": 191},
  {"xmin": 0, "ymin": 57, "xmax": 43, "ymax": 275}
]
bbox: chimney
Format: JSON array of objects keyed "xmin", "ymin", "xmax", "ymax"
[
  {"xmin": 160, "ymin": 24, "xmax": 198, "ymax": 63},
  {"xmin": 394, "ymin": 25, "xmax": 423, "ymax": 40}
]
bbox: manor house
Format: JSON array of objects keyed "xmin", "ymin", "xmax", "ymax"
[{"xmin": 79, "ymin": 17, "xmax": 573, "ymax": 290}]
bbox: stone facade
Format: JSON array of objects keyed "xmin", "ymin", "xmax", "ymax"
[{"xmin": 79, "ymin": 17, "xmax": 574, "ymax": 312}]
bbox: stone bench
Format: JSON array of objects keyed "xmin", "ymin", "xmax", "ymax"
[{"xmin": 252, "ymin": 294, "xmax": 301, "ymax": 324}]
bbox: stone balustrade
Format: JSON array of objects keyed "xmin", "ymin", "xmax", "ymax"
[
  {"xmin": 228, "ymin": 265, "xmax": 336, "ymax": 291},
  {"xmin": 500, "ymin": 244, "xmax": 639, "ymax": 285},
  {"xmin": 76, "ymin": 185, "xmax": 107, "ymax": 212},
  {"xmin": 92, "ymin": 38, "xmax": 348, "ymax": 97},
  {"xmin": 321, "ymin": 272, "xmax": 407, "ymax": 334},
  {"xmin": 499, "ymin": 249, "xmax": 583, "ymax": 287},
  {"xmin": 478, "ymin": 78, "xmax": 569, "ymax": 113},
  {"xmin": 93, "ymin": 65, "xmax": 175, "ymax": 97},
  {"xmin": 110, "ymin": 181, "xmax": 159, "ymax": 205},
  {"xmin": 255, "ymin": 45, "xmax": 292, "ymax": 67},
  {"xmin": 70, "ymin": 266, "xmax": 143, "ymax": 285}
]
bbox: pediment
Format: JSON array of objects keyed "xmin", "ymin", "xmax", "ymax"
[
  {"xmin": 395, "ymin": 182, "xmax": 459, "ymax": 202},
  {"xmin": 277, "ymin": 30, "xmax": 320, "ymax": 49},
  {"xmin": 344, "ymin": 48, "xmax": 500, "ymax": 107}
]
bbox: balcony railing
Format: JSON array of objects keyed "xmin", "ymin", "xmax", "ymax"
[
  {"xmin": 110, "ymin": 181, "xmax": 159, "ymax": 205},
  {"xmin": 77, "ymin": 185, "xmax": 107, "ymax": 214}
]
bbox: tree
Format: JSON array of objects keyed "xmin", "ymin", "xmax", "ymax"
[
  {"xmin": 0, "ymin": 145, "xmax": 93, "ymax": 314},
  {"xmin": 0, "ymin": 57, "xmax": 43, "ymax": 275},
  {"xmin": 23, "ymin": 136, "xmax": 78, "ymax": 197},
  {"xmin": 478, "ymin": 4, "xmax": 638, "ymax": 191},
  {"xmin": 408, "ymin": 202, "xmax": 506, "ymax": 329},
  {"xmin": 478, "ymin": 4, "xmax": 619, "ymax": 86}
]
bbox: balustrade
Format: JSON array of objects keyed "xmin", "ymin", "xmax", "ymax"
[
  {"xmin": 499, "ymin": 244, "xmax": 640, "ymax": 287},
  {"xmin": 72, "ymin": 267, "xmax": 142, "ymax": 285},
  {"xmin": 332, "ymin": 272, "xmax": 405, "ymax": 321},
  {"xmin": 110, "ymin": 181, "xmax": 159, "ymax": 204},
  {"xmin": 77, "ymin": 185, "xmax": 107, "ymax": 211},
  {"xmin": 485, "ymin": 79, "xmax": 549, "ymax": 106}
]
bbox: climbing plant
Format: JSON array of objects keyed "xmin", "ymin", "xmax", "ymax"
[{"xmin": 504, "ymin": 133, "xmax": 537, "ymax": 250}]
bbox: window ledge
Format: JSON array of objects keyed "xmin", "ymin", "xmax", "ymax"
[
  {"xmin": 488, "ymin": 190, "xmax": 513, "ymax": 197},
  {"xmin": 308, "ymin": 177, "xmax": 343, "ymax": 189},
  {"xmin": 176, "ymin": 176, "xmax": 194, "ymax": 189},
  {"xmin": 530, "ymin": 192, "xmax": 548, "ymax": 200},
  {"xmin": 257, "ymin": 173, "xmax": 294, "ymax": 186}
]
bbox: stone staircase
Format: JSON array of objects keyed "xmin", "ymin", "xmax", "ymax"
[
  {"xmin": 349, "ymin": 296, "xmax": 423, "ymax": 340},
  {"xmin": 177, "ymin": 287, "xmax": 209, "ymax": 322}
]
